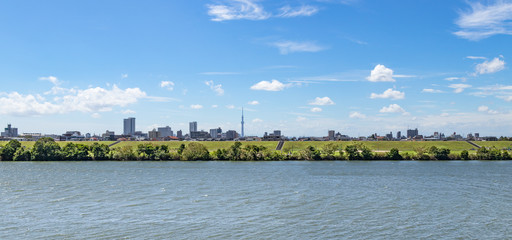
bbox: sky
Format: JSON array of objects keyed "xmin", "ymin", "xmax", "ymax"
[{"xmin": 0, "ymin": 0, "xmax": 511, "ymax": 137}]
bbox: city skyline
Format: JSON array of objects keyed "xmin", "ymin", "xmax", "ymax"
[{"xmin": 1, "ymin": 1, "xmax": 512, "ymax": 136}]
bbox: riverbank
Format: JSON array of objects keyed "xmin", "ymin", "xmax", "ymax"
[{"xmin": 1, "ymin": 138, "xmax": 511, "ymax": 161}]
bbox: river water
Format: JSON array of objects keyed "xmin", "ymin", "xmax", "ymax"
[{"xmin": 1, "ymin": 161, "xmax": 511, "ymax": 239}]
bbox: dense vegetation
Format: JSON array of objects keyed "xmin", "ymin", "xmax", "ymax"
[{"xmin": 1, "ymin": 138, "xmax": 511, "ymax": 161}]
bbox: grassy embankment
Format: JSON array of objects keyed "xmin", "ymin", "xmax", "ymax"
[{"xmin": 3, "ymin": 140, "xmax": 510, "ymax": 153}]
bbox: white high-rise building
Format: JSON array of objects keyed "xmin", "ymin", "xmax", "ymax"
[{"xmin": 123, "ymin": 117, "xmax": 136, "ymax": 135}]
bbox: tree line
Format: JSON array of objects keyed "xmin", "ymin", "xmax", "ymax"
[{"xmin": 0, "ymin": 138, "xmax": 511, "ymax": 161}]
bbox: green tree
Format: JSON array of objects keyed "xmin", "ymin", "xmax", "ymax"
[
  {"xmin": 360, "ymin": 144, "xmax": 373, "ymax": 160},
  {"xmin": 1, "ymin": 139, "xmax": 22, "ymax": 161},
  {"xmin": 137, "ymin": 143, "xmax": 156, "ymax": 160},
  {"xmin": 182, "ymin": 142, "xmax": 209, "ymax": 160},
  {"xmin": 299, "ymin": 146, "xmax": 321, "ymax": 160},
  {"xmin": 177, "ymin": 144, "xmax": 186, "ymax": 155},
  {"xmin": 112, "ymin": 146, "xmax": 136, "ymax": 161},
  {"xmin": 460, "ymin": 150, "xmax": 470, "ymax": 160},
  {"xmin": 212, "ymin": 148, "xmax": 228, "ymax": 160},
  {"xmin": 227, "ymin": 142, "xmax": 243, "ymax": 161},
  {"xmin": 89, "ymin": 143, "xmax": 110, "ymax": 160},
  {"xmin": 387, "ymin": 148, "xmax": 403, "ymax": 160},
  {"xmin": 31, "ymin": 137, "xmax": 62, "ymax": 161},
  {"xmin": 13, "ymin": 147, "xmax": 31, "ymax": 161},
  {"xmin": 61, "ymin": 143, "xmax": 90, "ymax": 160},
  {"xmin": 345, "ymin": 145, "xmax": 361, "ymax": 160}
]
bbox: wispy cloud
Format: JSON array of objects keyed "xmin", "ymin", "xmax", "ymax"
[
  {"xmin": 160, "ymin": 81, "xmax": 175, "ymax": 91},
  {"xmin": 205, "ymin": 80, "xmax": 225, "ymax": 96},
  {"xmin": 39, "ymin": 76, "xmax": 60, "ymax": 85},
  {"xmin": 190, "ymin": 104, "xmax": 203, "ymax": 109},
  {"xmin": 466, "ymin": 56, "xmax": 487, "ymax": 60},
  {"xmin": 311, "ymin": 107, "xmax": 322, "ymax": 112},
  {"xmin": 207, "ymin": 0, "xmax": 270, "ymax": 21},
  {"xmin": 454, "ymin": 1, "xmax": 512, "ymax": 40},
  {"xmin": 248, "ymin": 100, "xmax": 259, "ymax": 105},
  {"xmin": 349, "ymin": 111, "xmax": 366, "ymax": 119},
  {"xmin": 272, "ymin": 41, "xmax": 326, "ymax": 54},
  {"xmin": 278, "ymin": 5, "xmax": 319, "ymax": 18},
  {"xmin": 449, "ymin": 84, "xmax": 472, "ymax": 93},
  {"xmin": 422, "ymin": 89, "xmax": 444, "ymax": 93},
  {"xmin": 199, "ymin": 72, "xmax": 239, "ymax": 75}
]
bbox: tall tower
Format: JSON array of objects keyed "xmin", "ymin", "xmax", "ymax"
[
  {"xmin": 123, "ymin": 117, "xmax": 136, "ymax": 136},
  {"xmin": 241, "ymin": 107, "xmax": 245, "ymax": 137}
]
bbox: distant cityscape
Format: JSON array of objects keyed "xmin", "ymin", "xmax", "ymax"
[{"xmin": 0, "ymin": 110, "xmax": 503, "ymax": 142}]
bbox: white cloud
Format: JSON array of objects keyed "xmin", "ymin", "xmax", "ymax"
[
  {"xmin": 252, "ymin": 118, "xmax": 263, "ymax": 123},
  {"xmin": 440, "ymin": 113, "xmax": 450, "ymax": 117},
  {"xmin": 272, "ymin": 41, "xmax": 325, "ymax": 54},
  {"xmin": 248, "ymin": 100, "xmax": 259, "ymax": 105},
  {"xmin": 366, "ymin": 64, "xmax": 395, "ymax": 82},
  {"xmin": 250, "ymin": 79, "xmax": 288, "ymax": 91},
  {"xmin": 370, "ymin": 88, "xmax": 405, "ymax": 100},
  {"xmin": 121, "ymin": 74, "xmax": 128, "ymax": 79},
  {"xmin": 311, "ymin": 107, "xmax": 322, "ymax": 112},
  {"xmin": 211, "ymin": 105, "xmax": 219, "ymax": 108},
  {"xmin": 454, "ymin": 1, "xmax": 512, "ymax": 40},
  {"xmin": 39, "ymin": 76, "xmax": 59, "ymax": 85},
  {"xmin": 160, "ymin": 81, "xmax": 175, "ymax": 90},
  {"xmin": 278, "ymin": 5, "xmax": 319, "ymax": 18},
  {"xmin": 349, "ymin": 112, "xmax": 366, "ymax": 119},
  {"xmin": 379, "ymin": 104, "xmax": 406, "ymax": 113},
  {"xmin": 205, "ymin": 80, "xmax": 224, "ymax": 96},
  {"xmin": 0, "ymin": 85, "xmax": 146, "ymax": 116},
  {"xmin": 190, "ymin": 104, "xmax": 203, "ymax": 109},
  {"xmin": 226, "ymin": 105, "xmax": 235, "ymax": 109},
  {"xmin": 122, "ymin": 109, "xmax": 136, "ymax": 114},
  {"xmin": 422, "ymin": 89, "xmax": 443, "ymax": 93},
  {"xmin": 467, "ymin": 56, "xmax": 487, "ymax": 60},
  {"xmin": 309, "ymin": 96, "xmax": 335, "ymax": 105},
  {"xmin": 207, "ymin": 0, "xmax": 270, "ymax": 22},
  {"xmin": 478, "ymin": 105, "xmax": 489, "ymax": 112},
  {"xmin": 296, "ymin": 116, "xmax": 307, "ymax": 122},
  {"xmin": 475, "ymin": 57, "xmax": 505, "ymax": 75},
  {"xmin": 498, "ymin": 96, "xmax": 512, "ymax": 101},
  {"xmin": 478, "ymin": 105, "xmax": 499, "ymax": 114},
  {"xmin": 445, "ymin": 77, "xmax": 466, "ymax": 81},
  {"xmin": 449, "ymin": 84, "xmax": 472, "ymax": 93}
]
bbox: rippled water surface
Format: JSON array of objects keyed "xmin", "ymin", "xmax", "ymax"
[{"xmin": 1, "ymin": 161, "xmax": 512, "ymax": 239}]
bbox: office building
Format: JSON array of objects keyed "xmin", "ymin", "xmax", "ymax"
[
  {"xmin": 407, "ymin": 128, "xmax": 418, "ymax": 139},
  {"xmin": 226, "ymin": 130, "xmax": 238, "ymax": 140},
  {"xmin": 397, "ymin": 131, "xmax": 401, "ymax": 139},
  {"xmin": 158, "ymin": 126, "xmax": 173, "ymax": 138},
  {"xmin": 123, "ymin": 117, "xmax": 136, "ymax": 136},
  {"xmin": 274, "ymin": 130, "xmax": 281, "ymax": 137},
  {"xmin": 149, "ymin": 129, "xmax": 160, "ymax": 140},
  {"xmin": 177, "ymin": 130, "xmax": 183, "ymax": 139},
  {"xmin": 189, "ymin": 121, "xmax": 197, "ymax": 134},
  {"xmin": 190, "ymin": 131, "xmax": 210, "ymax": 139},
  {"xmin": 328, "ymin": 130, "xmax": 335, "ymax": 140},
  {"xmin": 210, "ymin": 128, "xmax": 222, "ymax": 139},
  {"xmin": 1, "ymin": 124, "xmax": 18, "ymax": 137}
]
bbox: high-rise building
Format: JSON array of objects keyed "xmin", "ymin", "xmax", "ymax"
[
  {"xmin": 241, "ymin": 108, "xmax": 245, "ymax": 138},
  {"xmin": 274, "ymin": 130, "xmax": 281, "ymax": 137},
  {"xmin": 226, "ymin": 130, "xmax": 238, "ymax": 140},
  {"xmin": 1, "ymin": 124, "xmax": 18, "ymax": 138},
  {"xmin": 123, "ymin": 117, "xmax": 136, "ymax": 136},
  {"xmin": 407, "ymin": 128, "xmax": 418, "ymax": 139},
  {"xmin": 189, "ymin": 121, "xmax": 197, "ymax": 134},
  {"xmin": 158, "ymin": 126, "xmax": 173, "ymax": 138},
  {"xmin": 177, "ymin": 130, "xmax": 183, "ymax": 139},
  {"xmin": 328, "ymin": 130, "xmax": 335, "ymax": 140},
  {"xmin": 397, "ymin": 131, "xmax": 401, "ymax": 139}
]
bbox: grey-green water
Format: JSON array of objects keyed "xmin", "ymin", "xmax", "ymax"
[{"xmin": 1, "ymin": 161, "xmax": 511, "ymax": 239}]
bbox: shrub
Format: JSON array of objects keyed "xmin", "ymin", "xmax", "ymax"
[
  {"xmin": 31, "ymin": 137, "xmax": 62, "ymax": 161},
  {"xmin": 182, "ymin": 142, "xmax": 209, "ymax": 160}
]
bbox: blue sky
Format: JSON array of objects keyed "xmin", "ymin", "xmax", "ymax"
[{"xmin": 1, "ymin": 0, "xmax": 511, "ymax": 137}]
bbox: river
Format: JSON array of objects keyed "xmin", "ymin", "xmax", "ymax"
[{"xmin": 1, "ymin": 161, "xmax": 511, "ymax": 239}]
